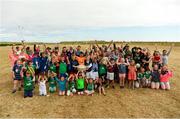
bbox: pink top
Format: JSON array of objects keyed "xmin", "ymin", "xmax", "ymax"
[
  {"xmin": 8, "ymin": 52, "xmax": 18, "ymax": 67},
  {"xmin": 160, "ymin": 71, "xmax": 173, "ymax": 82}
]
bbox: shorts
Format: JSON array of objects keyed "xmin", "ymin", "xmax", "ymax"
[
  {"xmin": 14, "ymin": 78, "xmax": 22, "ymax": 81},
  {"xmin": 86, "ymin": 71, "xmax": 93, "ymax": 79},
  {"xmin": 107, "ymin": 72, "xmax": 114, "ymax": 80},
  {"xmin": 92, "ymin": 72, "xmax": 99, "ymax": 80},
  {"xmin": 77, "ymin": 88, "xmax": 84, "ymax": 92},
  {"xmin": 24, "ymin": 90, "xmax": 33, "ymax": 97}
]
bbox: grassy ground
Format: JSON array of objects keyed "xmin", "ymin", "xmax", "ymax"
[{"xmin": 0, "ymin": 43, "xmax": 180, "ymax": 118}]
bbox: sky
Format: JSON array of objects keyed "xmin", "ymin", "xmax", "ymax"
[{"xmin": 0, "ymin": 0, "xmax": 180, "ymax": 42}]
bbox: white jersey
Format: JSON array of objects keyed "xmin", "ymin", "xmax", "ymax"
[{"xmin": 39, "ymin": 80, "xmax": 47, "ymax": 95}]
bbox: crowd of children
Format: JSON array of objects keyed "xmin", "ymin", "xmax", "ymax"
[{"xmin": 9, "ymin": 41, "xmax": 174, "ymax": 98}]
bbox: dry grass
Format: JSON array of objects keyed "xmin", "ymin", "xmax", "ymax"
[{"xmin": 0, "ymin": 43, "xmax": 180, "ymax": 118}]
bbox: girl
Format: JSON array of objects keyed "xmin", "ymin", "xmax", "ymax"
[
  {"xmin": 98, "ymin": 60, "xmax": 107, "ymax": 95},
  {"xmin": 39, "ymin": 52, "xmax": 49, "ymax": 75},
  {"xmin": 144, "ymin": 69, "xmax": 151, "ymax": 87},
  {"xmin": 76, "ymin": 71, "xmax": 85, "ymax": 95},
  {"xmin": 12, "ymin": 59, "xmax": 23, "ymax": 93},
  {"xmin": 56, "ymin": 75, "xmax": 67, "ymax": 96},
  {"xmin": 116, "ymin": 58, "xmax": 129, "ymax": 88},
  {"xmin": 85, "ymin": 78, "xmax": 95, "ymax": 96},
  {"xmin": 67, "ymin": 74, "xmax": 76, "ymax": 96},
  {"xmin": 59, "ymin": 56, "xmax": 68, "ymax": 77},
  {"xmin": 160, "ymin": 65, "xmax": 173, "ymax": 90},
  {"xmin": 38, "ymin": 73, "xmax": 48, "ymax": 96},
  {"xmin": 128, "ymin": 60, "xmax": 137, "ymax": 89},
  {"xmin": 151, "ymin": 64, "xmax": 160, "ymax": 89},
  {"xmin": 24, "ymin": 71, "xmax": 35, "ymax": 98},
  {"xmin": 136, "ymin": 67, "xmax": 145, "ymax": 88},
  {"xmin": 48, "ymin": 72, "xmax": 57, "ymax": 93},
  {"xmin": 106, "ymin": 58, "xmax": 116, "ymax": 89}
]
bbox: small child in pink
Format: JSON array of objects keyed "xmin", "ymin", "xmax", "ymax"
[{"xmin": 160, "ymin": 65, "xmax": 173, "ymax": 90}]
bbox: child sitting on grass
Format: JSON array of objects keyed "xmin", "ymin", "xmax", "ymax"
[
  {"xmin": 76, "ymin": 71, "xmax": 85, "ymax": 95},
  {"xmin": 85, "ymin": 78, "xmax": 95, "ymax": 96},
  {"xmin": 24, "ymin": 71, "xmax": 35, "ymax": 98}
]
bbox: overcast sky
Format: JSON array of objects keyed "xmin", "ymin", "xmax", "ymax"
[{"xmin": 0, "ymin": 0, "xmax": 180, "ymax": 42}]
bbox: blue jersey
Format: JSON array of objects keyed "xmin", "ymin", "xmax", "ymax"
[
  {"xmin": 32, "ymin": 57, "xmax": 40, "ymax": 69},
  {"xmin": 39, "ymin": 57, "xmax": 49, "ymax": 73},
  {"xmin": 55, "ymin": 78, "xmax": 67, "ymax": 91},
  {"xmin": 13, "ymin": 64, "xmax": 23, "ymax": 80}
]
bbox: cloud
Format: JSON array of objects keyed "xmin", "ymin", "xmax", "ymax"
[{"xmin": 0, "ymin": 0, "xmax": 180, "ymax": 42}]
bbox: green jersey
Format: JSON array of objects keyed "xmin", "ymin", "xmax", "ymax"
[
  {"xmin": 144, "ymin": 71, "xmax": 151, "ymax": 79},
  {"xmin": 49, "ymin": 64, "xmax": 56, "ymax": 73},
  {"xmin": 68, "ymin": 80, "xmax": 75, "ymax": 90},
  {"xmin": 59, "ymin": 62, "xmax": 67, "ymax": 74},
  {"xmin": 137, "ymin": 72, "xmax": 145, "ymax": 80},
  {"xmin": 24, "ymin": 76, "xmax": 34, "ymax": 91},
  {"xmin": 98, "ymin": 64, "xmax": 107, "ymax": 76},
  {"xmin": 76, "ymin": 78, "xmax": 84, "ymax": 89},
  {"xmin": 87, "ymin": 83, "xmax": 94, "ymax": 91},
  {"xmin": 26, "ymin": 65, "xmax": 35, "ymax": 75},
  {"xmin": 48, "ymin": 77, "xmax": 56, "ymax": 88}
]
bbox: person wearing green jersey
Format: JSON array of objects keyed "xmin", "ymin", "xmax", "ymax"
[
  {"xmin": 24, "ymin": 71, "xmax": 35, "ymax": 98},
  {"xmin": 144, "ymin": 70, "xmax": 152, "ymax": 87},
  {"xmin": 136, "ymin": 67, "xmax": 146, "ymax": 88},
  {"xmin": 48, "ymin": 72, "xmax": 57, "ymax": 93},
  {"xmin": 85, "ymin": 78, "xmax": 95, "ymax": 96},
  {"xmin": 67, "ymin": 74, "xmax": 76, "ymax": 96},
  {"xmin": 76, "ymin": 71, "xmax": 85, "ymax": 95},
  {"xmin": 59, "ymin": 57, "xmax": 67, "ymax": 77}
]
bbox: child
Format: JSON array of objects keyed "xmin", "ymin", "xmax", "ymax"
[
  {"xmin": 151, "ymin": 64, "xmax": 160, "ymax": 89},
  {"xmin": 98, "ymin": 61, "xmax": 107, "ymax": 95},
  {"xmin": 128, "ymin": 60, "xmax": 137, "ymax": 89},
  {"xmin": 59, "ymin": 56, "xmax": 68, "ymax": 77},
  {"xmin": 26, "ymin": 60, "xmax": 36, "ymax": 81},
  {"xmin": 76, "ymin": 71, "xmax": 85, "ymax": 95},
  {"xmin": 160, "ymin": 65, "xmax": 173, "ymax": 90},
  {"xmin": 56, "ymin": 75, "xmax": 67, "ymax": 96},
  {"xmin": 116, "ymin": 58, "xmax": 129, "ymax": 88},
  {"xmin": 67, "ymin": 74, "xmax": 76, "ymax": 96},
  {"xmin": 162, "ymin": 44, "xmax": 173, "ymax": 66},
  {"xmin": 106, "ymin": 58, "xmax": 116, "ymax": 89},
  {"xmin": 85, "ymin": 78, "xmax": 95, "ymax": 96},
  {"xmin": 144, "ymin": 69, "xmax": 151, "ymax": 87},
  {"xmin": 38, "ymin": 73, "xmax": 48, "ymax": 96},
  {"xmin": 12, "ymin": 59, "xmax": 23, "ymax": 93},
  {"xmin": 24, "ymin": 71, "xmax": 35, "ymax": 98},
  {"xmin": 136, "ymin": 67, "xmax": 145, "ymax": 88},
  {"xmin": 48, "ymin": 72, "xmax": 57, "ymax": 93}
]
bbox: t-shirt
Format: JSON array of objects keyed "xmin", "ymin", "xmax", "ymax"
[
  {"xmin": 144, "ymin": 71, "xmax": 151, "ymax": 79},
  {"xmin": 48, "ymin": 77, "xmax": 56, "ymax": 88},
  {"xmin": 118, "ymin": 64, "xmax": 126, "ymax": 73},
  {"xmin": 151, "ymin": 70, "xmax": 160, "ymax": 82},
  {"xmin": 49, "ymin": 63, "xmax": 56, "ymax": 73},
  {"xmin": 24, "ymin": 76, "xmax": 34, "ymax": 91},
  {"xmin": 87, "ymin": 83, "xmax": 94, "ymax": 91},
  {"xmin": 68, "ymin": 80, "xmax": 75, "ymax": 90},
  {"xmin": 98, "ymin": 64, "xmax": 107, "ymax": 75},
  {"xmin": 76, "ymin": 56, "xmax": 86, "ymax": 65},
  {"xmin": 26, "ymin": 65, "xmax": 35, "ymax": 76},
  {"xmin": 137, "ymin": 72, "xmax": 145, "ymax": 80},
  {"xmin": 59, "ymin": 62, "xmax": 67, "ymax": 74},
  {"xmin": 76, "ymin": 78, "xmax": 85, "ymax": 89},
  {"xmin": 56, "ymin": 78, "xmax": 67, "ymax": 91},
  {"xmin": 13, "ymin": 64, "xmax": 23, "ymax": 79}
]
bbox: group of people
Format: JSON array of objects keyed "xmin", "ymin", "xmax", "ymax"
[{"xmin": 9, "ymin": 41, "xmax": 173, "ymax": 98}]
